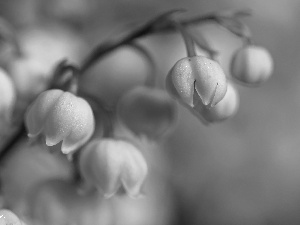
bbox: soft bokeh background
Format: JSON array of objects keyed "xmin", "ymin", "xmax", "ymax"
[{"xmin": 1, "ymin": 0, "xmax": 300, "ymax": 224}]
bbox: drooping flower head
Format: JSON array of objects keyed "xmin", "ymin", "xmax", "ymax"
[
  {"xmin": 166, "ymin": 56, "xmax": 227, "ymax": 108},
  {"xmin": 26, "ymin": 179, "xmax": 112, "ymax": 225},
  {"xmin": 79, "ymin": 139, "xmax": 148, "ymax": 198},
  {"xmin": 231, "ymin": 45, "xmax": 273, "ymax": 85},
  {"xmin": 25, "ymin": 89, "xmax": 95, "ymax": 154}
]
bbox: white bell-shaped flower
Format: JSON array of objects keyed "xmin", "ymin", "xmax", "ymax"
[
  {"xmin": 79, "ymin": 139, "xmax": 148, "ymax": 198},
  {"xmin": 25, "ymin": 89, "xmax": 95, "ymax": 154}
]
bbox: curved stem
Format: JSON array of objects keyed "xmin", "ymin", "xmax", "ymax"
[
  {"xmin": 186, "ymin": 29, "xmax": 218, "ymax": 60},
  {"xmin": 80, "ymin": 9, "xmax": 250, "ymax": 74},
  {"xmin": 171, "ymin": 19, "xmax": 196, "ymax": 57},
  {"xmin": 50, "ymin": 61, "xmax": 80, "ymax": 92},
  {"xmin": 183, "ymin": 35, "xmax": 196, "ymax": 57},
  {"xmin": 80, "ymin": 9, "xmax": 185, "ymax": 73}
]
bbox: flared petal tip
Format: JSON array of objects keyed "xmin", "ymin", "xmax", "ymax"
[
  {"xmin": 28, "ymin": 133, "xmax": 38, "ymax": 138},
  {"xmin": 103, "ymin": 191, "xmax": 117, "ymax": 199},
  {"xmin": 45, "ymin": 137, "xmax": 59, "ymax": 147},
  {"xmin": 127, "ymin": 190, "xmax": 145, "ymax": 199},
  {"xmin": 61, "ymin": 145, "xmax": 76, "ymax": 155}
]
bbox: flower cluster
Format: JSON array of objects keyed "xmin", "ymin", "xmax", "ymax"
[
  {"xmin": 0, "ymin": 8, "xmax": 274, "ymax": 225},
  {"xmin": 23, "ymin": 64, "xmax": 178, "ymax": 198},
  {"xmin": 166, "ymin": 44, "xmax": 273, "ymax": 124}
]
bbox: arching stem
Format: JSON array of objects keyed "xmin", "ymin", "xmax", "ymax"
[{"xmin": 171, "ymin": 19, "xmax": 196, "ymax": 57}]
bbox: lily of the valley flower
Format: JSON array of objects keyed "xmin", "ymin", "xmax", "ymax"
[
  {"xmin": 231, "ymin": 45, "xmax": 273, "ymax": 85},
  {"xmin": 79, "ymin": 139, "xmax": 148, "ymax": 198},
  {"xmin": 0, "ymin": 209, "xmax": 22, "ymax": 225},
  {"xmin": 0, "ymin": 68, "xmax": 16, "ymax": 122},
  {"xmin": 25, "ymin": 89, "xmax": 95, "ymax": 154},
  {"xmin": 166, "ymin": 56, "xmax": 227, "ymax": 108}
]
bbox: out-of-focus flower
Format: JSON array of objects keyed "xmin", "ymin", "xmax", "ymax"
[
  {"xmin": 25, "ymin": 89, "xmax": 95, "ymax": 154},
  {"xmin": 117, "ymin": 86, "xmax": 178, "ymax": 138},
  {"xmin": 0, "ymin": 68, "xmax": 16, "ymax": 122},
  {"xmin": 166, "ymin": 56, "xmax": 227, "ymax": 108},
  {"xmin": 1, "ymin": 142, "xmax": 73, "ymax": 214},
  {"xmin": 79, "ymin": 139, "xmax": 148, "ymax": 198},
  {"xmin": 0, "ymin": 209, "xmax": 22, "ymax": 225},
  {"xmin": 231, "ymin": 45, "xmax": 274, "ymax": 85},
  {"xmin": 26, "ymin": 179, "xmax": 112, "ymax": 225}
]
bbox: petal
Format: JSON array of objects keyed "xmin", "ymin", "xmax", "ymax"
[
  {"xmin": 25, "ymin": 89, "xmax": 63, "ymax": 137},
  {"xmin": 192, "ymin": 56, "xmax": 227, "ymax": 106},
  {"xmin": 44, "ymin": 92, "xmax": 78, "ymax": 146},
  {"xmin": 80, "ymin": 140, "xmax": 123, "ymax": 197},
  {"xmin": 79, "ymin": 141, "xmax": 99, "ymax": 186},
  {"xmin": 94, "ymin": 140, "xmax": 123, "ymax": 197},
  {"xmin": 61, "ymin": 131, "xmax": 91, "ymax": 154},
  {"xmin": 165, "ymin": 73, "xmax": 180, "ymax": 99},
  {"xmin": 121, "ymin": 142, "xmax": 148, "ymax": 198},
  {"xmin": 0, "ymin": 209, "xmax": 22, "ymax": 225},
  {"xmin": 61, "ymin": 97, "xmax": 95, "ymax": 154},
  {"xmin": 169, "ymin": 58, "xmax": 195, "ymax": 106}
]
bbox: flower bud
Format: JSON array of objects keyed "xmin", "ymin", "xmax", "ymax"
[
  {"xmin": 0, "ymin": 209, "xmax": 22, "ymax": 225},
  {"xmin": 167, "ymin": 56, "xmax": 227, "ymax": 107},
  {"xmin": 231, "ymin": 45, "xmax": 273, "ymax": 85},
  {"xmin": 0, "ymin": 68, "xmax": 16, "ymax": 122},
  {"xmin": 117, "ymin": 86, "xmax": 178, "ymax": 138},
  {"xmin": 25, "ymin": 89, "xmax": 95, "ymax": 154},
  {"xmin": 197, "ymin": 82, "xmax": 239, "ymax": 123},
  {"xmin": 79, "ymin": 139, "xmax": 148, "ymax": 198}
]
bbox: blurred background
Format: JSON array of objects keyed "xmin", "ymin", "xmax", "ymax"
[{"xmin": 1, "ymin": 0, "xmax": 300, "ymax": 225}]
